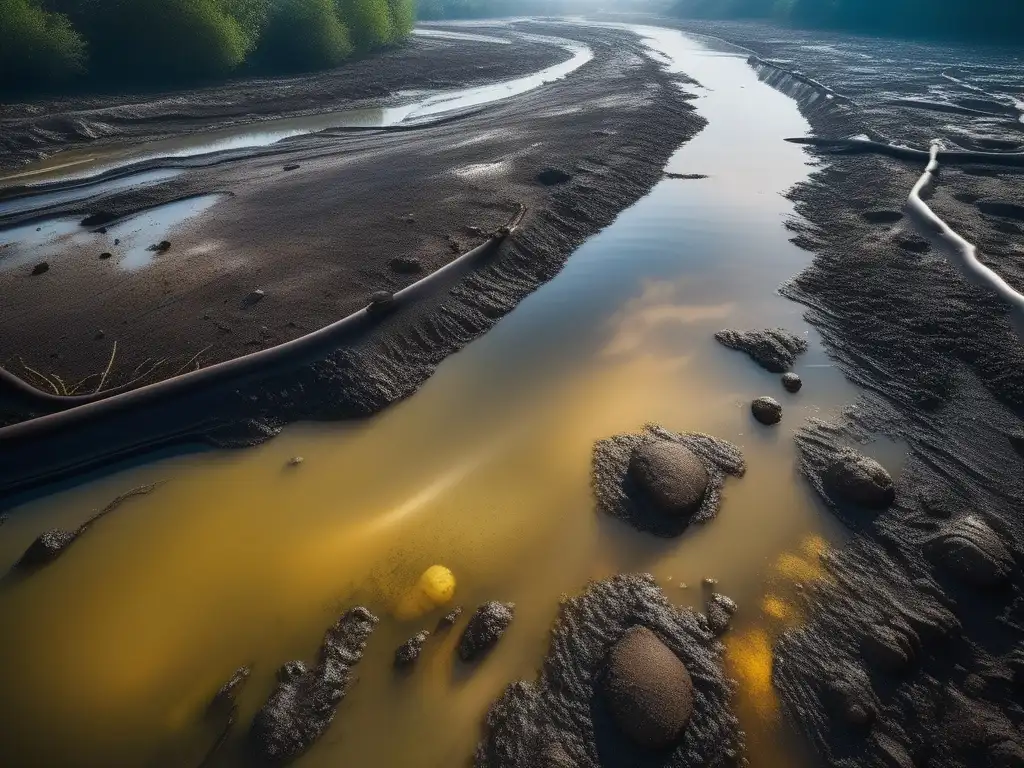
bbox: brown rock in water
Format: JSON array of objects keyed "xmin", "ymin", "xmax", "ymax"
[
  {"xmin": 628, "ymin": 440, "xmax": 709, "ymax": 517},
  {"xmin": 438, "ymin": 605, "xmax": 463, "ymax": 630},
  {"xmin": 706, "ymin": 593, "xmax": 737, "ymax": 635},
  {"xmin": 714, "ymin": 328, "xmax": 808, "ymax": 372},
  {"xmin": 751, "ymin": 396, "xmax": 782, "ymax": 425},
  {"xmin": 458, "ymin": 602, "xmax": 514, "ymax": 661},
  {"xmin": 781, "ymin": 372, "xmax": 803, "ymax": 392},
  {"xmin": 601, "ymin": 626, "xmax": 694, "ymax": 749},
  {"xmin": 15, "ymin": 529, "xmax": 75, "ymax": 568},
  {"xmin": 824, "ymin": 449, "xmax": 895, "ymax": 509},
  {"xmin": 30, "ymin": 262, "xmax": 49, "ymax": 275},
  {"xmin": 395, "ymin": 630, "xmax": 430, "ymax": 666},
  {"xmin": 923, "ymin": 515, "xmax": 1013, "ymax": 587}
]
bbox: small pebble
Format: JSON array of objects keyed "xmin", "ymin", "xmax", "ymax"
[
  {"xmin": 114, "ymin": 238, "xmax": 120, "ymax": 245},
  {"xmin": 287, "ymin": 456, "xmax": 304, "ymax": 466},
  {"xmin": 283, "ymin": 163, "xmax": 300, "ymax": 171},
  {"xmin": 679, "ymin": 582, "xmax": 688, "ymax": 589},
  {"xmin": 703, "ymin": 577, "xmax": 718, "ymax": 586},
  {"xmin": 31, "ymin": 262, "xmax": 49, "ymax": 276},
  {"xmin": 781, "ymin": 372, "xmax": 803, "ymax": 392},
  {"xmin": 99, "ymin": 252, "xmax": 112, "ymax": 259}
]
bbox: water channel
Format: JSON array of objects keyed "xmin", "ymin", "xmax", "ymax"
[{"xmin": 0, "ymin": 24, "xmax": 903, "ymax": 768}]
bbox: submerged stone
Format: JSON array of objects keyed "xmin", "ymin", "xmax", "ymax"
[
  {"xmin": 458, "ymin": 601, "xmax": 514, "ymax": 662},
  {"xmin": 30, "ymin": 262, "xmax": 49, "ymax": 276},
  {"xmin": 824, "ymin": 449, "xmax": 895, "ymax": 509},
  {"xmin": 782, "ymin": 372, "xmax": 803, "ymax": 392},
  {"xmin": 705, "ymin": 593, "xmax": 737, "ymax": 635},
  {"xmin": 395, "ymin": 630, "xmax": 430, "ymax": 666},
  {"xmin": 628, "ymin": 440, "xmax": 709, "ymax": 518},
  {"xmin": 16, "ymin": 529, "xmax": 75, "ymax": 568},
  {"xmin": 602, "ymin": 626, "xmax": 694, "ymax": 749}
]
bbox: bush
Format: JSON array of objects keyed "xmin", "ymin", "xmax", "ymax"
[
  {"xmin": 81, "ymin": 0, "xmax": 247, "ymax": 82},
  {"xmin": 0, "ymin": 0, "xmax": 86, "ymax": 90},
  {"xmin": 256, "ymin": 0, "xmax": 352, "ymax": 71},
  {"xmin": 221, "ymin": 0, "xmax": 271, "ymax": 53},
  {"xmin": 336, "ymin": 0, "xmax": 393, "ymax": 50}
]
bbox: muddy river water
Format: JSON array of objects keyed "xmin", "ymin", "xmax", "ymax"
[{"xmin": 0, "ymin": 24, "xmax": 904, "ymax": 768}]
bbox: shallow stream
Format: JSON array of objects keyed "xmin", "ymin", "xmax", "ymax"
[{"xmin": 0, "ymin": 25, "xmax": 902, "ymax": 768}]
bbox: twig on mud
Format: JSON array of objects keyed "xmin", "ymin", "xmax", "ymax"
[
  {"xmin": 66, "ymin": 372, "xmax": 101, "ymax": 395},
  {"xmin": 17, "ymin": 357, "xmax": 59, "ymax": 395},
  {"xmin": 77, "ymin": 480, "xmax": 167, "ymax": 534},
  {"xmin": 94, "ymin": 340, "xmax": 118, "ymax": 394},
  {"xmin": 170, "ymin": 345, "xmax": 212, "ymax": 378},
  {"xmin": 51, "ymin": 374, "xmax": 70, "ymax": 396}
]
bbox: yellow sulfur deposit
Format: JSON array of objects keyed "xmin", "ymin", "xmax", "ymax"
[{"xmin": 395, "ymin": 565, "xmax": 456, "ymax": 620}]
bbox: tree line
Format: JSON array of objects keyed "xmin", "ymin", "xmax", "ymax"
[
  {"xmin": 1, "ymin": 0, "xmax": 415, "ymax": 93},
  {"xmin": 674, "ymin": 0, "xmax": 1024, "ymax": 43}
]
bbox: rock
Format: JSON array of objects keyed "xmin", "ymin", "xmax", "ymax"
[
  {"xmin": 389, "ymin": 256, "xmax": 423, "ymax": 274},
  {"xmin": 537, "ymin": 167, "xmax": 572, "ymax": 186},
  {"xmin": 628, "ymin": 440, "xmax": 710, "ymax": 517},
  {"xmin": 287, "ymin": 456, "xmax": 304, "ymax": 467},
  {"xmin": 30, "ymin": 262, "xmax": 49, "ymax": 276},
  {"xmin": 714, "ymin": 328, "xmax": 808, "ymax": 372},
  {"xmin": 395, "ymin": 630, "xmax": 430, "ymax": 666},
  {"xmin": 251, "ymin": 607, "xmax": 377, "ymax": 763},
  {"xmin": 15, "ymin": 529, "xmax": 75, "ymax": 568},
  {"xmin": 438, "ymin": 605, "xmax": 463, "ymax": 629},
  {"xmin": 283, "ymin": 163, "xmax": 300, "ymax": 171},
  {"xmin": 705, "ymin": 593, "xmax": 737, "ymax": 635},
  {"xmin": 114, "ymin": 238, "xmax": 120, "ymax": 245},
  {"xmin": 366, "ymin": 290, "xmax": 395, "ymax": 315},
  {"xmin": 601, "ymin": 625, "xmax": 694, "ymax": 749},
  {"xmin": 99, "ymin": 252, "xmax": 112, "ymax": 260},
  {"xmin": 751, "ymin": 396, "xmax": 783, "ymax": 425},
  {"xmin": 923, "ymin": 515, "xmax": 1014, "ymax": 587},
  {"xmin": 96, "ymin": 226, "xmax": 108, "ymax": 234},
  {"xmin": 458, "ymin": 601, "xmax": 514, "ymax": 661},
  {"xmin": 211, "ymin": 665, "xmax": 251, "ymax": 710},
  {"xmin": 781, "ymin": 372, "xmax": 803, "ymax": 392},
  {"xmin": 664, "ymin": 172, "xmax": 708, "ymax": 180},
  {"xmin": 824, "ymin": 449, "xmax": 895, "ymax": 509},
  {"xmin": 702, "ymin": 577, "xmax": 718, "ymax": 586},
  {"xmin": 147, "ymin": 240, "xmax": 171, "ymax": 253},
  {"xmin": 244, "ymin": 289, "xmax": 265, "ymax": 306}
]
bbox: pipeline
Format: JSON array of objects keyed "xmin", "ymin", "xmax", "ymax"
[{"xmin": 904, "ymin": 141, "xmax": 1024, "ymax": 335}]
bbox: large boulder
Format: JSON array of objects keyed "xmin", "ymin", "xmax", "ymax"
[
  {"xmin": 923, "ymin": 515, "xmax": 1014, "ymax": 587},
  {"xmin": 602, "ymin": 626, "xmax": 694, "ymax": 749},
  {"xmin": 250, "ymin": 607, "xmax": 377, "ymax": 763},
  {"xmin": 751, "ymin": 396, "xmax": 782, "ymax": 425},
  {"xmin": 459, "ymin": 602, "xmax": 515, "ymax": 662},
  {"xmin": 824, "ymin": 449, "xmax": 895, "ymax": 509},
  {"xmin": 628, "ymin": 440, "xmax": 709, "ymax": 517}
]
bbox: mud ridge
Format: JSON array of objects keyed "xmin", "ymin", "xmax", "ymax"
[{"xmin": 474, "ymin": 574, "xmax": 743, "ymax": 768}]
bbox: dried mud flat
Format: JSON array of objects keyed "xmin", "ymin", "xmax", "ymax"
[
  {"xmin": 0, "ymin": 22, "xmax": 704, "ymax": 460},
  {"xmin": 672, "ymin": 19, "xmax": 1024, "ymax": 768}
]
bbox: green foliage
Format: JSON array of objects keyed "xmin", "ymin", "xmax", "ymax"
[
  {"xmin": 256, "ymin": 0, "xmax": 352, "ymax": 70},
  {"xmin": 336, "ymin": 0, "xmax": 393, "ymax": 50},
  {"xmin": 386, "ymin": 0, "xmax": 414, "ymax": 38},
  {"xmin": 221, "ymin": 0, "xmax": 271, "ymax": 52},
  {"xmin": 0, "ymin": 0, "xmax": 87, "ymax": 89},
  {"xmin": 674, "ymin": 0, "xmax": 1024, "ymax": 42},
  {"xmin": 81, "ymin": 0, "xmax": 248, "ymax": 82}
]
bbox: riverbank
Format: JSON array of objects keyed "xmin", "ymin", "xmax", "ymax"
[{"xmin": 672, "ymin": 18, "xmax": 1024, "ymax": 768}]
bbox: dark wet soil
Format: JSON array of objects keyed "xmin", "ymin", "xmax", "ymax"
[
  {"xmin": 0, "ymin": 34, "xmax": 568, "ymax": 171},
  {"xmin": 671, "ymin": 18, "xmax": 1024, "ymax": 768}
]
